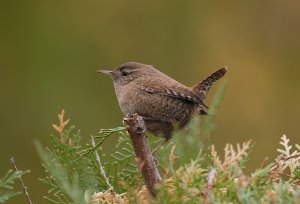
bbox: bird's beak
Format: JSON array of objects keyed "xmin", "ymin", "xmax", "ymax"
[{"xmin": 96, "ymin": 70, "xmax": 113, "ymax": 75}]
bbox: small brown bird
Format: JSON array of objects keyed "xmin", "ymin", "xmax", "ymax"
[{"xmin": 97, "ymin": 62, "xmax": 227, "ymax": 140}]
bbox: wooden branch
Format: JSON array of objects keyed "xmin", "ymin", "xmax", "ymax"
[{"xmin": 124, "ymin": 113, "xmax": 162, "ymax": 196}]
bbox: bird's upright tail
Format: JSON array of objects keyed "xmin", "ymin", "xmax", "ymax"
[{"xmin": 192, "ymin": 67, "xmax": 227, "ymax": 100}]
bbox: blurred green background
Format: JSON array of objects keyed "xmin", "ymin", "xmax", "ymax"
[{"xmin": 1, "ymin": 0, "xmax": 300, "ymax": 203}]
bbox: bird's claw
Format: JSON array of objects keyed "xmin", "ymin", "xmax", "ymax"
[{"xmin": 136, "ymin": 126, "xmax": 146, "ymax": 134}]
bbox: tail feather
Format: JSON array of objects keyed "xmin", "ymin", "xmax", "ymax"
[{"xmin": 192, "ymin": 67, "xmax": 227, "ymax": 100}]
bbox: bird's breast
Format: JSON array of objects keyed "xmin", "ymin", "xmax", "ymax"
[{"xmin": 113, "ymin": 83, "xmax": 140, "ymax": 115}]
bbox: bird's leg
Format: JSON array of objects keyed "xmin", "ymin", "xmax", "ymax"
[
  {"xmin": 122, "ymin": 114, "xmax": 130, "ymax": 127},
  {"xmin": 151, "ymin": 140, "xmax": 170, "ymax": 168},
  {"xmin": 151, "ymin": 138, "xmax": 171, "ymax": 155}
]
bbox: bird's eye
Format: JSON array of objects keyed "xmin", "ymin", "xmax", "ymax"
[{"xmin": 121, "ymin": 70, "xmax": 129, "ymax": 77}]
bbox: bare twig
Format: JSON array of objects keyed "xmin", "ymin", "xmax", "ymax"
[
  {"xmin": 90, "ymin": 136, "xmax": 114, "ymax": 192},
  {"xmin": 10, "ymin": 157, "xmax": 33, "ymax": 204},
  {"xmin": 283, "ymin": 153, "xmax": 300, "ymax": 162},
  {"xmin": 124, "ymin": 113, "xmax": 162, "ymax": 196}
]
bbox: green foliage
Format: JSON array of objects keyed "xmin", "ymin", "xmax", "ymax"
[
  {"xmin": 36, "ymin": 129, "xmax": 91, "ymax": 204},
  {"xmin": 35, "ymin": 125, "xmax": 118, "ymax": 204},
  {"xmin": 105, "ymin": 131, "xmax": 140, "ymax": 192},
  {"xmin": 0, "ymin": 169, "xmax": 29, "ymax": 204},
  {"xmin": 36, "ymin": 85, "xmax": 300, "ymax": 203},
  {"xmin": 36, "ymin": 114, "xmax": 142, "ymax": 203}
]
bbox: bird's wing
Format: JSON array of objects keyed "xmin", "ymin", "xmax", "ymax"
[{"xmin": 140, "ymin": 82, "xmax": 208, "ymax": 109}]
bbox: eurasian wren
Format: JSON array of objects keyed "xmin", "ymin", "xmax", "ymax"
[{"xmin": 97, "ymin": 62, "xmax": 227, "ymax": 140}]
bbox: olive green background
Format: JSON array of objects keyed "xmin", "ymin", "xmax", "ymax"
[{"xmin": 1, "ymin": 1, "xmax": 300, "ymax": 203}]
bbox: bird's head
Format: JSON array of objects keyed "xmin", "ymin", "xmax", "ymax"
[{"xmin": 97, "ymin": 62, "xmax": 156, "ymax": 86}]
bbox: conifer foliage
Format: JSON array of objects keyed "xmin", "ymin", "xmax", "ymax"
[
  {"xmin": 2, "ymin": 85, "xmax": 300, "ymax": 203},
  {"xmin": 35, "ymin": 86, "xmax": 300, "ymax": 203}
]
